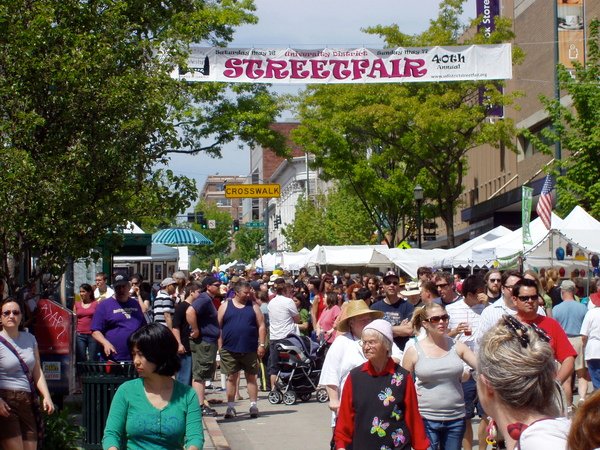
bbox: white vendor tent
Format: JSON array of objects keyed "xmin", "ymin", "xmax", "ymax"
[
  {"xmin": 471, "ymin": 212, "xmax": 564, "ymax": 268},
  {"xmin": 434, "ymin": 226, "xmax": 512, "ymax": 269},
  {"xmin": 524, "ymin": 206, "xmax": 600, "ymax": 269},
  {"xmin": 307, "ymin": 245, "xmax": 393, "ymax": 267},
  {"xmin": 379, "ymin": 247, "xmax": 448, "ymax": 278}
]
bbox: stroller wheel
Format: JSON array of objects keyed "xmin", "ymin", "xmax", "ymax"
[
  {"xmin": 268, "ymin": 390, "xmax": 283, "ymax": 404},
  {"xmin": 299, "ymin": 393, "xmax": 312, "ymax": 402},
  {"xmin": 283, "ymin": 390, "xmax": 297, "ymax": 405},
  {"xmin": 316, "ymin": 388, "xmax": 329, "ymax": 403}
]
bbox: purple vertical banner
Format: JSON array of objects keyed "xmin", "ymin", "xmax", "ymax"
[
  {"xmin": 477, "ymin": 0, "xmax": 503, "ymax": 117},
  {"xmin": 477, "ymin": 0, "xmax": 501, "ymax": 37}
]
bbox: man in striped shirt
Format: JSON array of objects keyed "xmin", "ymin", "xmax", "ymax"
[{"xmin": 154, "ymin": 277, "xmax": 177, "ymax": 329}]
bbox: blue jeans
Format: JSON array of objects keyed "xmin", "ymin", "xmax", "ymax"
[
  {"xmin": 177, "ymin": 352, "xmax": 192, "ymax": 385},
  {"xmin": 424, "ymin": 417, "xmax": 465, "ymax": 450},
  {"xmin": 588, "ymin": 359, "xmax": 600, "ymax": 390},
  {"xmin": 76, "ymin": 333, "xmax": 98, "ymax": 365}
]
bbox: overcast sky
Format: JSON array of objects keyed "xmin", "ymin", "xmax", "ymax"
[{"xmin": 167, "ymin": 0, "xmax": 477, "ymax": 210}]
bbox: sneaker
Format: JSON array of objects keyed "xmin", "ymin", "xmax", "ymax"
[
  {"xmin": 249, "ymin": 404, "xmax": 259, "ymax": 418},
  {"xmin": 224, "ymin": 407, "xmax": 237, "ymax": 419},
  {"xmin": 201, "ymin": 405, "xmax": 219, "ymax": 417}
]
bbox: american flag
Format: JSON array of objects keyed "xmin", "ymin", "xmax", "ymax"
[{"xmin": 536, "ymin": 175, "xmax": 554, "ymax": 230}]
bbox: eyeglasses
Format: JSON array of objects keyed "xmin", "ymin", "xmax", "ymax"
[
  {"xmin": 517, "ymin": 294, "xmax": 539, "ymax": 302},
  {"xmin": 424, "ymin": 314, "xmax": 450, "ymax": 324},
  {"xmin": 358, "ymin": 339, "xmax": 379, "ymax": 348},
  {"xmin": 436, "ymin": 283, "xmax": 449, "ymax": 289},
  {"xmin": 2, "ymin": 310, "xmax": 21, "ymax": 317},
  {"xmin": 384, "ymin": 281, "xmax": 399, "ymax": 286},
  {"xmin": 211, "ymin": 283, "xmax": 221, "ymax": 287},
  {"xmin": 489, "ymin": 279, "xmax": 501, "ymax": 283},
  {"xmin": 503, "ymin": 284, "xmax": 515, "ymax": 290},
  {"xmin": 502, "ymin": 314, "xmax": 550, "ymax": 347}
]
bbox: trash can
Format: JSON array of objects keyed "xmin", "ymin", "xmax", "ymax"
[{"xmin": 80, "ymin": 361, "xmax": 137, "ymax": 449}]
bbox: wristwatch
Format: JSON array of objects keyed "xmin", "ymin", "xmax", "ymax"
[{"xmin": 259, "ymin": 343, "xmax": 266, "ymax": 348}]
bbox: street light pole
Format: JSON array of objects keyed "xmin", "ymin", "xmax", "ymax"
[{"xmin": 413, "ymin": 184, "xmax": 424, "ymax": 249}]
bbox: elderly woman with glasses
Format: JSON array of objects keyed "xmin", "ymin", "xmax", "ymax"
[
  {"xmin": 477, "ymin": 315, "xmax": 570, "ymax": 450},
  {"xmin": 402, "ymin": 303, "xmax": 477, "ymax": 450},
  {"xmin": 335, "ymin": 319, "xmax": 429, "ymax": 450}
]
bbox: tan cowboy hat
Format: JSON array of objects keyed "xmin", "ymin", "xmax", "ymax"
[{"xmin": 336, "ymin": 300, "xmax": 384, "ymax": 333}]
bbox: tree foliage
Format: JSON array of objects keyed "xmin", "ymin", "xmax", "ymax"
[
  {"xmin": 524, "ymin": 20, "xmax": 600, "ymax": 217},
  {"xmin": 231, "ymin": 227, "xmax": 265, "ymax": 263},
  {"xmin": 188, "ymin": 201, "xmax": 234, "ymax": 270},
  {"xmin": 292, "ymin": 0, "xmax": 521, "ymax": 247},
  {"xmin": 0, "ymin": 0, "xmax": 284, "ymax": 287},
  {"xmin": 282, "ymin": 187, "xmax": 375, "ymax": 251}
]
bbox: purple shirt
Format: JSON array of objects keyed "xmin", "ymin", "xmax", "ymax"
[{"xmin": 91, "ymin": 297, "xmax": 145, "ymax": 361}]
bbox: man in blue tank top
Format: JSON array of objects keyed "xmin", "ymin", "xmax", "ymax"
[{"xmin": 217, "ymin": 281, "xmax": 267, "ymax": 419}]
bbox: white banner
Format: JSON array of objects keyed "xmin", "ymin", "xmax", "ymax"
[{"xmin": 173, "ymin": 44, "xmax": 512, "ymax": 84}]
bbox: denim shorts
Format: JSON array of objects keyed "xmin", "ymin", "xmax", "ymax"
[{"xmin": 423, "ymin": 417, "xmax": 465, "ymax": 450}]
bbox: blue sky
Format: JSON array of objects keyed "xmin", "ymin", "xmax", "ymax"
[{"xmin": 166, "ymin": 0, "xmax": 477, "ymax": 210}]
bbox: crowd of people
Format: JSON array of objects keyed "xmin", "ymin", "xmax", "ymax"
[{"xmin": 1, "ymin": 265, "xmax": 600, "ymax": 449}]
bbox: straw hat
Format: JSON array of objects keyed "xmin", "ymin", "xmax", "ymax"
[
  {"xmin": 336, "ymin": 300, "xmax": 384, "ymax": 333},
  {"xmin": 400, "ymin": 281, "xmax": 421, "ymax": 297}
]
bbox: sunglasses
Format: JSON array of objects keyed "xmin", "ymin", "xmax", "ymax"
[
  {"xmin": 436, "ymin": 283, "xmax": 449, "ymax": 288},
  {"xmin": 384, "ymin": 281, "xmax": 399, "ymax": 286},
  {"xmin": 2, "ymin": 310, "xmax": 21, "ymax": 317},
  {"xmin": 489, "ymin": 279, "xmax": 501, "ymax": 283},
  {"xmin": 517, "ymin": 294, "xmax": 539, "ymax": 302},
  {"xmin": 425, "ymin": 314, "xmax": 450, "ymax": 324},
  {"xmin": 503, "ymin": 314, "xmax": 550, "ymax": 347}
]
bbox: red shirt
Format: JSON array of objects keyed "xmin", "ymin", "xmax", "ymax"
[
  {"xmin": 75, "ymin": 300, "xmax": 98, "ymax": 334},
  {"xmin": 335, "ymin": 358, "xmax": 429, "ymax": 450},
  {"xmin": 523, "ymin": 315, "xmax": 577, "ymax": 363}
]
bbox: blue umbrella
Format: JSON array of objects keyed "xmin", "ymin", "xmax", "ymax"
[{"xmin": 152, "ymin": 228, "xmax": 213, "ymax": 246}]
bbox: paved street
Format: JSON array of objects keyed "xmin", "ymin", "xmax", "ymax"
[
  {"xmin": 206, "ymin": 387, "xmax": 332, "ymax": 450},
  {"xmin": 203, "ymin": 380, "xmax": 488, "ymax": 450}
]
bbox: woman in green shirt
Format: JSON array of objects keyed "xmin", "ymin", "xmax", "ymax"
[{"xmin": 103, "ymin": 323, "xmax": 203, "ymax": 450}]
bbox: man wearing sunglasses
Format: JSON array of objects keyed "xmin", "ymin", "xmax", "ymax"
[
  {"xmin": 513, "ymin": 279, "xmax": 576, "ymax": 387},
  {"xmin": 475, "ymin": 270, "xmax": 524, "ymax": 352},
  {"xmin": 370, "ymin": 273, "xmax": 414, "ymax": 350},
  {"xmin": 434, "ymin": 272, "xmax": 462, "ymax": 306}
]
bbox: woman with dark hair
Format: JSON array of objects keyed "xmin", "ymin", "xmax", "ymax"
[
  {"xmin": 0, "ymin": 297, "xmax": 55, "ymax": 450},
  {"xmin": 103, "ymin": 323, "xmax": 203, "ymax": 450},
  {"xmin": 367, "ymin": 276, "xmax": 383, "ymax": 304},
  {"xmin": 310, "ymin": 273, "xmax": 334, "ymax": 331},
  {"xmin": 316, "ymin": 292, "xmax": 341, "ymax": 345},
  {"xmin": 75, "ymin": 283, "xmax": 99, "ymax": 364},
  {"xmin": 293, "ymin": 291, "xmax": 311, "ymax": 336}
]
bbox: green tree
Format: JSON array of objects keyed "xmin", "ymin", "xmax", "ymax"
[
  {"xmin": 188, "ymin": 201, "xmax": 233, "ymax": 270},
  {"xmin": 292, "ymin": 0, "xmax": 521, "ymax": 247},
  {"xmin": 524, "ymin": 20, "xmax": 600, "ymax": 217},
  {"xmin": 231, "ymin": 227, "xmax": 265, "ymax": 262},
  {"xmin": 0, "ymin": 0, "xmax": 284, "ymax": 287},
  {"xmin": 282, "ymin": 187, "xmax": 374, "ymax": 251}
]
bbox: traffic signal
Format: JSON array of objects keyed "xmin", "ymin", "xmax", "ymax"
[{"xmin": 233, "ymin": 220, "xmax": 240, "ymax": 231}]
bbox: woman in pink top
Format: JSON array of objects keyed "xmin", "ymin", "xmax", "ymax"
[
  {"xmin": 316, "ymin": 293, "xmax": 341, "ymax": 345},
  {"xmin": 75, "ymin": 283, "xmax": 99, "ymax": 363}
]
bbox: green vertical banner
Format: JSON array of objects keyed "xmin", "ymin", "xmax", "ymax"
[{"xmin": 522, "ymin": 186, "xmax": 533, "ymax": 245}]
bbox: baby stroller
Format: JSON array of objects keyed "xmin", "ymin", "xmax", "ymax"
[{"xmin": 268, "ymin": 334, "xmax": 329, "ymax": 405}]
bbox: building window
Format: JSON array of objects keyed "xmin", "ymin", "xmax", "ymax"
[{"xmin": 520, "ymin": 122, "xmax": 552, "ymax": 158}]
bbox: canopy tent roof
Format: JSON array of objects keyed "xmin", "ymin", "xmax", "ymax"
[
  {"xmin": 379, "ymin": 247, "xmax": 448, "ymax": 278},
  {"xmin": 434, "ymin": 226, "xmax": 512, "ymax": 268},
  {"xmin": 524, "ymin": 207, "xmax": 600, "ymax": 269},
  {"xmin": 470, "ymin": 212, "xmax": 564, "ymax": 267},
  {"xmin": 113, "ymin": 243, "xmax": 179, "ymax": 262},
  {"xmin": 309, "ymin": 245, "xmax": 391, "ymax": 267}
]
